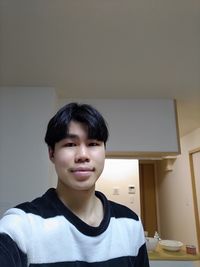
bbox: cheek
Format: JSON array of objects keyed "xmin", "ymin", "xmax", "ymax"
[
  {"xmin": 95, "ymin": 152, "xmax": 105, "ymax": 171},
  {"xmin": 54, "ymin": 156, "xmax": 70, "ymax": 177},
  {"xmin": 54, "ymin": 152, "xmax": 71, "ymax": 167},
  {"xmin": 99, "ymin": 156, "xmax": 105, "ymax": 167},
  {"xmin": 95, "ymin": 160, "xmax": 105, "ymax": 179}
]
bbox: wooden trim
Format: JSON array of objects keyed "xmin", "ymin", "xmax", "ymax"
[
  {"xmin": 139, "ymin": 162, "xmax": 158, "ymax": 236},
  {"xmin": 189, "ymin": 148, "xmax": 200, "ymax": 251},
  {"xmin": 173, "ymin": 99, "xmax": 181, "ymax": 153},
  {"xmin": 106, "ymin": 151, "xmax": 179, "ymax": 159},
  {"xmin": 139, "ymin": 164, "xmax": 145, "ymax": 224},
  {"xmin": 189, "ymin": 147, "xmax": 200, "ymax": 154}
]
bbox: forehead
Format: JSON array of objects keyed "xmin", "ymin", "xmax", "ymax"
[{"xmin": 67, "ymin": 121, "xmax": 88, "ymax": 137}]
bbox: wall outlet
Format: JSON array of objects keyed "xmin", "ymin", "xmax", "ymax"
[{"xmin": 113, "ymin": 187, "xmax": 120, "ymax": 195}]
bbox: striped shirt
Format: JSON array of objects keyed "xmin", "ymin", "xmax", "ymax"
[{"xmin": 0, "ymin": 188, "xmax": 149, "ymax": 266}]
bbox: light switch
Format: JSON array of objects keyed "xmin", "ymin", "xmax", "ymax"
[{"xmin": 128, "ymin": 185, "xmax": 135, "ymax": 194}]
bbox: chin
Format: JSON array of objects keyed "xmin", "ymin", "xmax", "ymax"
[{"xmin": 73, "ymin": 182, "xmax": 95, "ymax": 192}]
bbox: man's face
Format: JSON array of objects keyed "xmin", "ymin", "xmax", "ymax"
[{"xmin": 50, "ymin": 121, "xmax": 105, "ymax": 192}]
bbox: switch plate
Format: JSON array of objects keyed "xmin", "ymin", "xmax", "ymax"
[{"xmin": 128, "ymin": 185, "xmax": 135, "ymax": 194}]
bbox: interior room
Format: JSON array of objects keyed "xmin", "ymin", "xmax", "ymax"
[{"xmin": 0, "ymin": 1, "xmax": 200, "ymax": 266}]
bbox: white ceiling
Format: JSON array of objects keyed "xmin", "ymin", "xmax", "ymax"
[{"xmin": 0, "ymin": 0, "xmax": 200, "ymax": 137}]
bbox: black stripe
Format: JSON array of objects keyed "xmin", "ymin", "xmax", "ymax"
[
  {"xmin": 15, "ymin": 188, "xmax": 139, "ymax": 237},
  {"xmin": 0, "ymin": 233, "xmax": 27, "ymax": 267},
  {"xmin": 16, "ymin": 188, "xmax": 139, "ymax": 221},
  {"xmin": 29, "ymin": 255, "xmax": 138, "ymax": 267}
]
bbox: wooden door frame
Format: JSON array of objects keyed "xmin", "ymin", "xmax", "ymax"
[
  {"xmin": 139, "ymin": 161, "xmax": 158, "ymax": 236},
  {"xmin": 189, "ymin": 147, "xmax": 200, "ymax": 251}
]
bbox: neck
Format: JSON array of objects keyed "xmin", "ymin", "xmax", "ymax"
[{"xmin": 56, "ymin": 182, "xmax": 103, "ymax": 226}]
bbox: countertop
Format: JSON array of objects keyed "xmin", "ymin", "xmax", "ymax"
[{"xmin": 149, "ymin": 245, "xmax": 200, "ymax": 261}]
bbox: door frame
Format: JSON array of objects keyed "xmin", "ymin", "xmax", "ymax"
[
  {"xmin": 139, "ymin": 160, "xmax": 158, "ymax": 236},
  {"xmin": 189, "ymin": 147, "xmax": 200, "ymax": 251}
]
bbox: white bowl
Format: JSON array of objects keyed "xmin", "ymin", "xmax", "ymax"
[
  {"xmin": 146, "ymin": 237, "xmax": 158, "ymax": 252},
  {"xmin": 159, "ymin": 240, "xmax": 183, "ymax": 252}
]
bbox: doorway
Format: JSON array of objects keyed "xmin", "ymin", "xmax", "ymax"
[
  {"xmin": 139, "ymin": 162, "xmax": 158, "ymax": 237},
  {"xmin": 97, "ymin": 158, "xmax": 140, "ymax": 215},
  {"xmin": 96, "ymin": 157, "xmax": 158, "ymax": 237}
]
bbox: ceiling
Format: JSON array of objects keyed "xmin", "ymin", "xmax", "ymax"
[{"xmin": 0, "ymin": 0, "xmax": 200, "ymax": 137}]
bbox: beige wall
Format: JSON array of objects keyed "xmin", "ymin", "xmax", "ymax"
[{"xmin": 156, "ymin": 127, "xmax": 200, "ymax": 250}]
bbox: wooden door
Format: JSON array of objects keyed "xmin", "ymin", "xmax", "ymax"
[{"xmin": 139, "ymin": 162, "xmax": 158, "ymax": 237}]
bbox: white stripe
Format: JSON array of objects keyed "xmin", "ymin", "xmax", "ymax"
[
  {"xmin": 0, "ymin": 208, "xmax": 30, "ymax": 253},
  {"xmin": 0, "ymin": 209, "xmax": 145, "ymax": 264}
]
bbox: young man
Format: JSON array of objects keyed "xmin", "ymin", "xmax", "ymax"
[{"xmin": 0, "ymin": 103, "xmax": 149, "ymax": 266}]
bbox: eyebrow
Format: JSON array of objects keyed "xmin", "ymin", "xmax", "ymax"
[
  {"xmin": 65, "ymin": 134, "xmax": 79, "ymax": 139},
  {"xmin": 65, "ymin": 134, "xmax": 99, "ymax": 141}
]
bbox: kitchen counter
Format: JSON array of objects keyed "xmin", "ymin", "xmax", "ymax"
[
  {"xmin": 149, "ymin": 245, "xmax": 200, "ymax": 267},
  {"xmin": 149, "ymin": 245, "xmax": 200, "ymax": 261}
]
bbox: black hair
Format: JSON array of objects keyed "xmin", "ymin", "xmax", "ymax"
[{"xmin": 44, "ymin": 102, "xmax": 109, "ymax": 150}]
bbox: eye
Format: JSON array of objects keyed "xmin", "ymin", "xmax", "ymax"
[
  {"xmin": 88, "ymin": 141, "xmax": 101, "ymax": 147},
  {"xmin": 63, "ymin": 142, "xmax": 76, "ymax": 147}
]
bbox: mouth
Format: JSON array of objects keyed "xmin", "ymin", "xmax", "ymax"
[
  {"xmin": 70, "ymin": 167, "xmax": 95, "ymax": 179},
  {"xmin": 70, "ymin": 167, "xmax": 95, "ymax": 172}
]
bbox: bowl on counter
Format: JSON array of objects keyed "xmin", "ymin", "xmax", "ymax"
[
  {"xmin": 146, "ymin": 237, "xmax": 158, "ymax": 252},
  {"xmin": 159, "ymin": 240, "xmax": 183, "ymax": 252}
]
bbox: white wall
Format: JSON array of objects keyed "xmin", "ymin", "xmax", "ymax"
[
  {"xmin": 59, "ymin": 98, "xmax": 180, "ymax": 155},
  {"xmin": 156, "ymin": 127, "xmax": 200, "ymax": 249},
  {"xmin": 96, "ymin": 159, "xmax": 140, "ymax": 215},
  {"xmin": 0, "ymin": 87, "xmax": 56, "ymax": 216}
]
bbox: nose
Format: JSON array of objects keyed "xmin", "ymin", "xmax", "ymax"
[{"xmin": 75, "ymin": 144, "xmax": 90, "ymax": 163}]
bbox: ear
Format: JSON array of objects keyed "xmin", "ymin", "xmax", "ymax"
[{"xmin": 48, "ymin": 147, "xmax": 55, "ymax": 163}]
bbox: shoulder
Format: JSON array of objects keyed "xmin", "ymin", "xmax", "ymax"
[
  {"xmin": 0, "ymin": 188, "xmax": 56, "ymax": 229},
  {"xmin": 14, "ymin": 188, "xmax": 56, "ymax": 218},
  {"xmin": 109, "ymin": 200, "xmax": 140, "ymax": 221},
  {"xmin": 0, "ymin": 189, "xmax": 56, "ymax": 250},
  {"xmin": 96, "ymin": 191, "xmax": 139, "ymax": 221},
  {"xmin": 96, "ymin": 191, "xmax": 146, "ymax": 254},
  {"xmin": 0, "ymin": 207, "xmax": 30, "ymax": 253}
]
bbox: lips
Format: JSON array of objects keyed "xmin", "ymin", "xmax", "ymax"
[
  {"xmin": 70, "ymin": 167, "xmax": 95, "ymax": 172},
  {"xmin": 70, "ymin": 166, "xmax": 95, "ymax": 180},
  {"xmin": 70, "ymin": 166, "xmax": 95, "ymax": 181}
]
